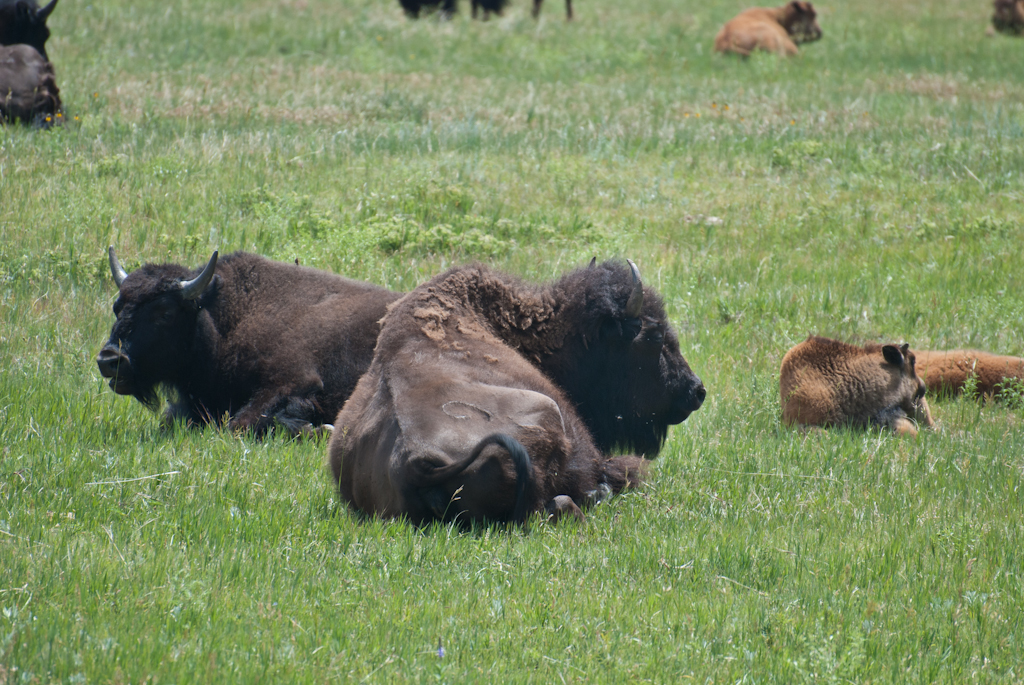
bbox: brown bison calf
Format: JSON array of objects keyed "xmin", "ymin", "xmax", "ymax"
[
  {"xmin": 992, "ymin": 0, "xmax": 1024, "ymax": 35},
  {"xmin": 0, "ymin": 44, "xmax": 61, "ymax": 126},
  {"xmin": 780, "ymin": 336, "xmax": 934, "ymax": 436},
  {"xmin": 915, "ymin": 350, "xmax": 1024, "ymax": 397},
  {"xmin": 714, "ymin": 1, "xmax": 822, "ymax": 57}
]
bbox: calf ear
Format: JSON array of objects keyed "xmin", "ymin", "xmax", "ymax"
[{"xmin": 882, "ymin": 344, "xmax": 905, "ymax": 367}]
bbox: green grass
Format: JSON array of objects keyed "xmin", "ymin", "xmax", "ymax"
[{"xmin": 2, "ymin": 0, "xmax": 1024, "ymax": 681}]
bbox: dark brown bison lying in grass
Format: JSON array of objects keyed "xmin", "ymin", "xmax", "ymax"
[
  {"xmin": 915, "ymin": 350, "xmax": 1024, "ymax": 398},
  {"xmin": 329, "ymin": 259, "xmax": 706, "ymax": 525},
  {"xmin": 714, "ymin": 1, "xmax": 822, "ymax": 57},
  {"xmin": 0, "ymin": 0, "xmax": 58, "ymax": 60},
  {"xmin": 97, "ymin": 248, "xmax": 402, "ymax": 437},
  {"xmin": 0, "ymin": 44, "xmax": 61, "ymax": 126},
  {"xmin": 992, "ymin": 0, "xmax": 1024, "ymax": 35},
  {"xmin": 780, "ymin": 336, "xmax": 934, "ymax": 436},
  {"xmin": 398, "ymin": 0, "xmax": 566, "ymax": 20}
]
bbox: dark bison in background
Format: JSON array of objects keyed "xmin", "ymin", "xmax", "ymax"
[
  {"xmin": 97, "ymin": 248, "xmax": 402, "ymax": 437},
  {"xmin": 397, "ymin": 0, "xmax": 456, "ymax": 19},
  {"xmin": 398, "ymin": 0, "xmax": 568, "ymax": 20},
  {"xmin": 329, "ymin": 259, "xmax": 705, "ymax": 525},
  {"xmin": 992, "ymin": 0, "xmax": 1024, "ymax": 35},
  {"xmin": 0, "ymin": 43, "xmax": 60, "ymax": 125},
  {"xmin": 0, "ymin": 0, "xmax": 59, "ymax": 60}
]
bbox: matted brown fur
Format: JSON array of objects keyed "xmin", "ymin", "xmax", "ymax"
[
  {"xmin": 714, "ymin": 1, "xmax": 822, "ymax": 57},
  {"xmin": 779, "ymin": 336, "xmax": 934, "ymax": 436},
  {"xmin": 915, "ymin": 350, "xmax": 1024, "ymax": 397},
  {"xmin": 992, "ymin": 0, "xmax": 1024, "ymax": 35},
  {"xmin": 0, "ymin": 44, "xmax": 60, "ymax": 126},
  {"xmin": 329, "ymin": 260, "xmax": 706, "ymax": 525}
]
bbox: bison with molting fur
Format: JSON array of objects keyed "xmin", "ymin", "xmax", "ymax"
[
  {"xmin": 0, "ymin": 0, "xmax": 59, "ymax": 60},
  {"xmin": 0, "ymin": 43, "xmax": 60, "ymax": 125},
  {"xmin": 780, "ymin": 336, "xmax": 934, "ymax": 436},
  {"xmin": 714, "ymin": 1, "xmax": 822, "ymax": 57},
  {"xmin": 915, "ymin": 349, "xmax": 1024, "ymax": 398},
  {"xmin": 992, "ymin": 0, "xmax": 1024, "ymax": 35},
  {"xmin": 328, "ymin": 259, "xmax": 706, "ymax": 525},
  {"xmin": 97, "ymin": 248, "xmax": 402, "ymax": 437}
]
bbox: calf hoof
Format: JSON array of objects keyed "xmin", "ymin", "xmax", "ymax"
[
  {"xmin": 545, "ymin": 495, "xmax": 584, "ymax": 523},
  {"xmin": 892, "ymin": 418, "xmax": 919, "ymax": 437}
]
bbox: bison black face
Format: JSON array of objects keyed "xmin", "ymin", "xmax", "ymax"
[
  {"xmin": 96, "ymin": 248, "xmax": 218, "ymax": 410},
  {"xmin": 786, "ymin": 1, "xmax": 822, "ymax": 44},
  {"xmin": 0, "ymin": 0, "xmax": 59, "ymax": 61},
  {"xmin": 546, "ymin": 260, "xmax": 706, "ymax": 457}
]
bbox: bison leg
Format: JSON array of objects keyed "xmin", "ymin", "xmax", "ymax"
[
  {"xmin": 545, "ymin": 495, "xmax": 584, "ymax": 522},
  {"xmin": 230, "ymin": 391, "xmax": 324, "ymax": 438},
  {"xmin": 531, "ymin": 0, "xmax": 542, "ymax": 18},
  {"xmin": 892, "ymin": 418, "xmax": 920, "ymax": 437},
  {"xmin": 565, "ymin": 0, "xmax": 572, "ymax": 20}
]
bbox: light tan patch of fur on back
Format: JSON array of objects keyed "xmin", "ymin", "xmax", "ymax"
[{"xmin": 413, "ymin": 306, "xmax": 449, "ymax": 342}]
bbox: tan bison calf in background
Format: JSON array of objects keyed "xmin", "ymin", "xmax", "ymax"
[
  {"xmin": 992, "ymin": 0, "xmax": 1024, "ymax": 35},
  {"xmin": 714, "ymin": 1, "xmax": 822, "ymax": 57},
  {"xmin": 915, "ymin": 350, "xmax": 1024, "ymax": 397},
  {"xmin": 780, "ymin": 336, "xmax": 934, "ymax": 436}
]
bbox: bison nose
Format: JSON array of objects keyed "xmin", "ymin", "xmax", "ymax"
[
  {"xmin": 96, "ymin": 346, "xmax": 130, "ymax": 379},
  {"xmin": 694, "ymin": 382, "xmax": 707, "ymax": 408}
]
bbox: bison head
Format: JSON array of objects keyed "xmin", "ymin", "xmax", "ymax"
[
  {"xmin": 781, "ymin": 1, "xmax": 822, "ymax": 44},
  {"xmin": 0, "ymin": 0, "xmax": 59, "ymax": 61},
  {"xmin": 544, "ymin": 259, "xmax": 706, "ymax": 457},
  {"xmin": 882, "ymin": 343, "xmax": 935, "ymax": 431},
  {"xmin": 96, "ymin": 247, "xmax": 219, "ymax": 409}
]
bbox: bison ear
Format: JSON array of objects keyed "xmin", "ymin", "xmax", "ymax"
[{"xmin": 882, "ymin": 344, "xmax": 905, "ymax": 367}]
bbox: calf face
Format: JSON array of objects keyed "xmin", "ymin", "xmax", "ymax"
[{"xmin": 781, "ymin": 1, "xmax": 822, "ymax": 44}]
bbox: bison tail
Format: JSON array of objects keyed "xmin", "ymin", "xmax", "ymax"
[
  {"xmin": 414, "ymin": 433, "xmax": 535, "ymax": 523},
  {"xmin": 471, "ymin": 433, "xmax": 533, "ymax": 523}
]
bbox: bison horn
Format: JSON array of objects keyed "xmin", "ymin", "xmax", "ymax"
[
  {"xmin": 180, "ymin": 251, "xmax": 219, "ymax": 300},
  {"xmin": 108, "ymin": 246, "xmax": 129, "ymax": 288},
  {"xmin": 38, "ymin": 0, "xmax": 59, "ymax": 19},
  {"xmin": 624, "ymin": 259, "xmax": 644, "ymax": 318}
]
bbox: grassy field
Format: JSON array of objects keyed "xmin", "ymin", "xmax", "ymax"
[{"xmin": 2, "ymin": 0, "xmax": 1024, "ymax": 680}]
